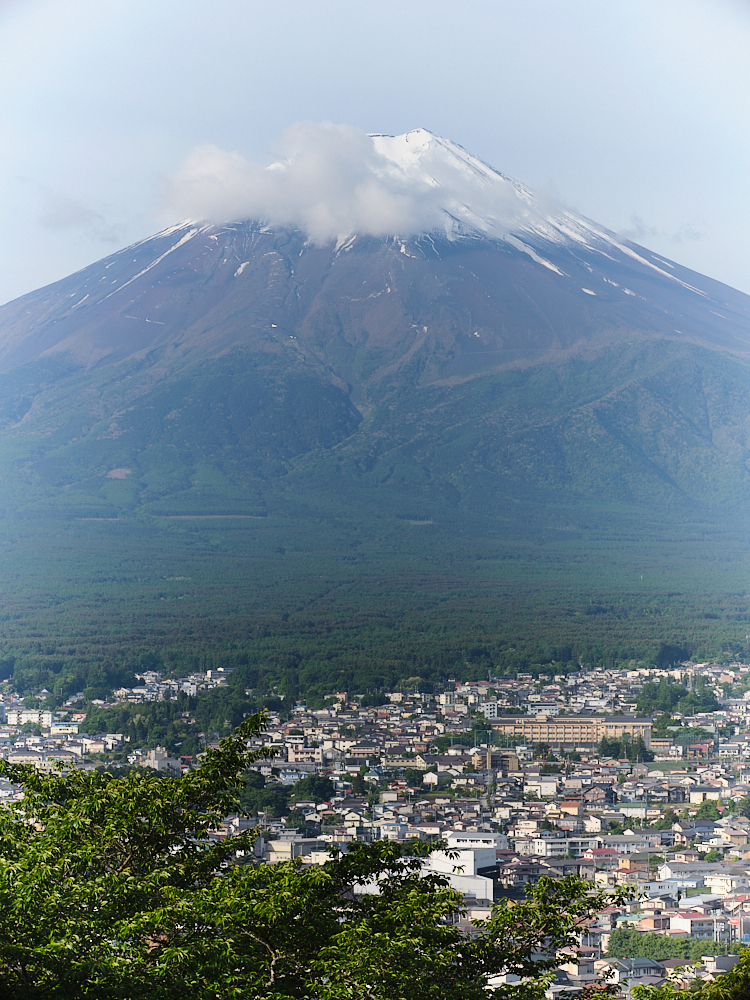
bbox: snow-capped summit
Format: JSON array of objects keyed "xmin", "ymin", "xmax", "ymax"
[
  {"xmin": 371, "ymin": 127, "xmax": 536, "ymax": 238},
  {"xmin": 162, "ymin": 124, "xmax": 589, "ymax": 254},
  {"xmin": 154, "ymin": 123, "xmax": 726, "ymax": 301},
  {"xmin": 1, "ymin": 123, "xmax": 749, "ymax": 381},
  {"xmin": 370, "ymin": 129, "xmax": 706, "ymax": 292}
]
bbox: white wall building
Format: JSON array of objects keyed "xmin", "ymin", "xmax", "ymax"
[{"xmin": 422, "ymin": 846, "xmax": 496, "ymax": 903}]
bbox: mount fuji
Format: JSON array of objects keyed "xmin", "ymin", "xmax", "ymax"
[
  {"xmin": 1, "ymin": 129, "xmax": 750, "ymax": 666},
  {"xmin": 3, "ymin": 128, "xmax": 750, "ymax": 367}
]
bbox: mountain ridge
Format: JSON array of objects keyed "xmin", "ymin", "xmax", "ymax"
[
  {"xmin": 1, "ymin": 212, "xmax": 750, "ymax": 522},
  {"xmin": 1, "ymin": 221, "xmax": 748, "ymax": 376},
  {"xmin": 2, "ymin": 128, "xmax": 749, "ymax": 380}
]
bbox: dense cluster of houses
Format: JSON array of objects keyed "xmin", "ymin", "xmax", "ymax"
[
  {"xmin": 5, "ymin": 659, "xmax": 750, "ymax": 989},
  {"xmin": 0, "ymin": 667, "xmax": 233, "ymax": 788}
]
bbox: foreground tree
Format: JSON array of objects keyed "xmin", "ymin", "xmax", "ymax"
[
  {"xmin": 0, "ymin": 713, "xmax": 628, "ymax": 998},
  {"xmin": 633, "ymin": 959, "xmax": 750, "ymax": 1000}
]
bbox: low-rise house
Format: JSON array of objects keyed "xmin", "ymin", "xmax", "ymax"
[
  {"xmin": 287, "ymin": 745, "xmax": 324, "ymax": 764},
  {"xmin": 143, "ymin": 747, "xmax": 181, "ymax": 776},
  {"xmin": 669, "ymin": 911, "xmax": 730, "ymax": 940},
  {"xmin": 722, "ymin": 828, "xmax": 749, "ymax": 847},
  {"xmin": 638, "ymin": 913, "xmax": 671, "ymax": 931},
  {"xmin": 559, "ymin": 956, "xmax": 597, "ymax": 983},
  {"xmin": 618, "ymin": 852, "xmax": 654, "ymax": 873},
  {"xmin": 702, "ymin": 955, "xmax": 741, "ymax": 975},
  {"xmin": 583, "ymin": 848, "xmax": 621, "ymax": 871},
  {"xmin": 582, "ymin": 784, "xmax": 616, "ymax": 806},
  {"xmin": 543, "ymin": 857, "xmax": 596, "ymax": 881},
  {"xmin": 674, "ymin": 849, "xmax": 701, "ymax": 862},
  {"xmin": 690, "ymin": 785, "xmax": 724, "ymax": 803},
  {"xmin": 600, "ymin": 832, "xmax": 659, "ymax": 855},
  {"xmin": 422, "ymin": 846, "xmax": 495, "ymax": 903},
  {"xmin": 703, "ymin": 869, "xmax": 750, "ymax": 895},
  {"xmin": 523, "ymin": 777, "xmax": 559, "ymax": 799},
  {"xmin": 6, "ymin": 749, "xmax": 54, "ymax": 771},
  {"xmin": 265, "ymin": 838, "xmax": 326, "ymax": 863},
  {"xmin": 658, "ymin": 860, "xmax": 720, "ymax": 879},
  {"xmin": 605, "ymin": 958, "xmax": 667, "ymax": 985}
]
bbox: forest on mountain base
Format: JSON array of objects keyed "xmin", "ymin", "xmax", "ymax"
[{"xmin": 1, "ymin": 455, "xmax": 749, "ymax": 719}]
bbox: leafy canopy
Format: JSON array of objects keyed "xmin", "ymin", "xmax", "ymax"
[
  {"xmin": 597, "ymin": 734, "xmax": 654, "ymax": 762},
  {"xmin": 695, "ymin": 799, "xmax": 721, "ymax": 821},
  {"xmin": 0, "ymin": 712, "xmax": 631, "ymax": 999},
  {"xmin": 608, "ymin": 928, "xmax": 746, "ymax": 962}
]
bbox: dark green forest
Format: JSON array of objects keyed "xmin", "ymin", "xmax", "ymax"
[
  {"xmin": 2, "ymin": 315, "xmax": 750, "ymax": 718},
  {"xmin": 636, "ymin": 676, "xmax": 720, "ymax": 715},
  {"xmin": 596, "ymin": 735, "xmax": 654, "ymax": 761},
  {"xmin": 1, "ymin": 488, "xmax": 749, "ymax": 720},
  {"xmin": 607, "ymin": 928, "xmax": 746, "ymax": 961},
  {"xmin": 1, "ymin": 222, "xmax": 750, "ymax": 725}
]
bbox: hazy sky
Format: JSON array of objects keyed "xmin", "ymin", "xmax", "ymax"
[{"xmin": 0, "ymin": 0, "xmax": 749, "ymax": 305}]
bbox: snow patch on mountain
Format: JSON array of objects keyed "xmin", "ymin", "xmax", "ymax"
[
  {"xmin": 102, "ymin": 226, "xmax": 206, "ymax": 301},
  {"xmin": 504, "ymin": 235, "xmax": 564, "ymax": 275},
  {"xmin": 159, "ymin": 123, "xmax": 703, "ymax": 295}
]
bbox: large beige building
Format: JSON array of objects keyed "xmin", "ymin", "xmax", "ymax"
[{"xmin": 490, "ymin": 714, "xmax": 652, "ymax": 749}]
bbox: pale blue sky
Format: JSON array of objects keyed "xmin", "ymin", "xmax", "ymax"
[{"xmin": 0, "ymin": 0, "xmax": 749, "ymax": 304}]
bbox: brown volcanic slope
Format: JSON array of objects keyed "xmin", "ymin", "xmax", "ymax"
[
  {"xmin": 1, "ymin": 219, "xmax": 750, "ymax": 377},
  {"xmin": 1, "ymin": 220, "xmax": 750, "ymax": 519}
]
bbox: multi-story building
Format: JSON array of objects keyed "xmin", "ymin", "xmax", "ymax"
[
  {"xmin": 490, "ymin": 714, "xmax": 652, "ymax": 749},
  {"xmin": 669, "ymin": 911, "xmax": 730, "ymax": 941},
  {"xmin": 515, "ymin": 834, "xmax": 600, "ymax": 858},
  {"xmin": 287, "ymin": 745, "xmax": 324, "ymax": 764}
]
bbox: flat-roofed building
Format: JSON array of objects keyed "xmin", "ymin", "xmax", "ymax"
[{"xmin": 489, "ymin": 715, "xmax": 651, "ymax": 749}]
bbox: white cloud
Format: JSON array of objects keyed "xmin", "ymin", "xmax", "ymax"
[
  {"xmin": 37, "ymin": 188, "xmax": 122, "ymax": 243},
  {"xmin": 161, "ymin": 122, "xmax": 532, "ymax": 243},
  {"xmin": 619, "ymin": 212, "xmax": 703, "ymax": 247},
  {"xmin": 162, "ymin": 122, "xmax": 440, "ymax": 242}
]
